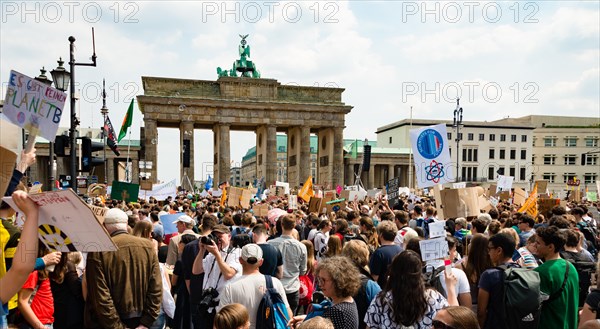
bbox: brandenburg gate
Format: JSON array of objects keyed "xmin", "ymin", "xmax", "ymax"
[{"xmin": 137, "ymin": 36, "xmax": 353, "ymax": 189}]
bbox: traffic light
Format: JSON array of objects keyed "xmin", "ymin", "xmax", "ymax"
[
  {"xmin": 81, "ymin": 137, "xmax": 104, "ymax": 172},
  {"xmin": 54, "ymin": 135, "xmax": 69, "ymax": 156}
]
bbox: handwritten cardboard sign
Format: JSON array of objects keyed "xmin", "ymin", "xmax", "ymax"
[
  {"xmin": 428, "ymin": 221, "xmax": 446, "ymax": 239},
  {"xmin": 252, "ymin": 204, "xmax": 268, "ymax": 217},
  {"xmin": 2, "ymin": 189, "xmax": 117, "ymax": 252},
  {"xmin": 3, "ymin": 71, "xmax": 67, "ymax": 141},
  {"xmin": 0, "ymin": 146, "xmax": 17, "ymax": 196},
  {"xmin": 439, "ymin": 187, "xmax": 480, "ymax": 218},
  {"xmin": 89, "ymin": 204, "xmax": 107, "ymax": 224},
  {"xmin": 308, "ymin": 197, "xmax": 323, "ymax": 214}
]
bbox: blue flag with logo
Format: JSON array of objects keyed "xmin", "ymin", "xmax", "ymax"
[{"xmin": 205, "ymin": 175, "xmax": 213, "ymax": 190}]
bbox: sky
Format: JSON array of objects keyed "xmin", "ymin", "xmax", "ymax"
[{"xmin": 1, "ymin": 1, "xmax": 599, "ymax": 184}]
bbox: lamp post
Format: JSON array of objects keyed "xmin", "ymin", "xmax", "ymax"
[
  {"xmin": 452, "ymin": 98, "xmax": 463, "ymax": 182},
  {"xmin": 53, "ymin": 34, "xmax": 97, "ymax": 190},
  {"xmin": 34, "ymin": 67, "xmax": 55, "ymax": 191}
]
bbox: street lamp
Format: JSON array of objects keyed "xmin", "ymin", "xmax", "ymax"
[
  {"xmin": 52, "ymin": 33, "xmax": 97, "ymax": 190},
  {"xmin": 452, "ymin": 98, "xmax": 463, "ymax": 182},
  {"xmin": 34, "ymin": 67, "xmax": 55, "ymax": 191}
]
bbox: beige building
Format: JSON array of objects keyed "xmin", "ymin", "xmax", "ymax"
[{"xmin": 503, "ymin": 115, "xmax": 599, "ymax": 195}]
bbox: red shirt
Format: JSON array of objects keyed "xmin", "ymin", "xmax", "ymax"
[{"xmin": 22, "ymin": 271, "xmax": 54, "ymax": 324}]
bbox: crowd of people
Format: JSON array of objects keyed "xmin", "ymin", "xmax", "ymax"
[{"xmin": 1, "ymin": 149, "xmax": 600, "ymax": 329}]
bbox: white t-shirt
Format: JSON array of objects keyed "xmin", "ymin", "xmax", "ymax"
[
  {"xmin": 218, "ymin": 273, "xmax": 290, "ymax": 329},
  {"xmin": 202, "ymin": 247, "xmax": 242, "ymax": 293},
  {"xmin": 437, "ymin": 267, "xmax": 471, "ymax": 296},
  {"xmin": 394, "ymin": 227, "xmax": 418, "ymax": 250},
  {"xmin": 314, "ymin": 231, "xmax": 329, "ymax": 261}
]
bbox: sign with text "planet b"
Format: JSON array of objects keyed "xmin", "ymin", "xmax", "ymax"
[
  {"xmin": 2, "ymin": 70, "xmax": 67, "ymax": 141},
  {"xmin": 410, "ymin": 123, "xmax": 453, "ymax": 188}
]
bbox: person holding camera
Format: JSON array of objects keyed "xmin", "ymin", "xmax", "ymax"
[{"xmin": 192, "ymin": 224, "xmax": 242, "ymax": 329}]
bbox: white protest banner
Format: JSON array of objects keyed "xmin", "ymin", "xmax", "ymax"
[
  {"xmin": 276, "ymin": 181, "xmax": 290, "ymax": 195},
  {"xmin": 288, "ymin": 195, "xmax": 298, "ymax": 209},
  {"xmin": 138, "ymin": 179, "xmax": 177, "ymax": 201},
  {"xmin": 496, "ymin": 175, "xmax": 514, "ymax": 193},
  {"xmin": 419, "ymin": 237, "xmax": 449, "ymax": 262},
  {"xmin": 398, "ymin": 187, "xmax": 410, "ymax": 197},
  {"xmin": 428, "ymin": 221, "xmax": 446, "ymax": 239},
  {"xmin": 410, "ymin": 124, "xmax": 454, "ymax": 188},
  {"xmin": 2, "ymin": 71, "xmax": 67, "ymax": 142},
  {"xmin": 2, "ymin": 189, "xmax": 117, "ymax": 252}
]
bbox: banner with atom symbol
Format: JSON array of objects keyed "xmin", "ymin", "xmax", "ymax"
[{"xmin": 410, "ymin": 123, "xmax": 454, "ymax": 188}]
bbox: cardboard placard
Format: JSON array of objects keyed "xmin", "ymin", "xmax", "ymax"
[
  {"xmin": 240, "ymin": 189, "xmax": 252, "ymax": 209},
  {"xmin": 89, "ymin": 204, "xmax": 107, "ymax": 224},
  {"xmin": 252, "ymin": 204, "xmax": 268, "ymax": 217},
  {"xmin": 487, "ymin": 184, "xmax": 497, "ymax": 197},
  {"xmin": 513, "ymin": 187, "xmax": 527, "ymax": 207},
  {"xmin": 88, "ymin": 183, "xmax": 107, "ymax": 197},
  {"xmin": 325, "ymin": 198, "xmax": 346, "ymax": 212},
  {"xmin": 227, "ymin": 186, "xmax": 243, "ymax": 207},
  {"xmin": 323, "ymin": 190, "xmax": 336, "ymax": 214},
  {"xmin": 419, "ymin": 237, "xmax": 449, "ymax": 261},
  {"xmin": 538, "ymin": 198, "xmax": 560, "ymax": 217},
  {"xmin": 140, "ymin": 180, "xmax": 153, "ymax": 191},
  {"xmin": 0, "ymin": 146, "xmax": 17, "ymax": 196},
  {"xmin": 478, "ymin": 195, "xmax": 492, "ymax": 212},
  {"xmin": 2, "ymin": 189, "xmax": 117, "ymax": 252},
  {"xmin": 308, "ymin": 197, "xmax": 323, "ymax": 214},
  {"xmin": 535, "ymin": 180, "xmax": 548, "ymax": 193},
  {"xmin": 439, "ymin": 187, "xmax": 480, "ymax": 218},
  {"xmin": 497, "ymin": 191, "xmax": 511, "ymax": 201},
  {"xmin": 275, "ymin": 181, "xmax": 290, "ymax": 195},
  {"xmin": 275, "ymin": 186, "xmax": 286, "ymax": 197}
]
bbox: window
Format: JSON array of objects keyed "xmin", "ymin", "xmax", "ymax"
[
  {"xmin": 474, "ymin": 149, "xmax": 478, "ymax": 162},
  {"xmin": 488, "ymin": 167, "xmax": 495, "ymax": 180},
  {"xmin": 586, "ymin": 155, "xmax": 598, "ymax": 166},
  {"xmin": 462, "ymin": 166, "xmax": 478, "ymax": 181},
  {"xmin": 565, "ymin": 136, "xmax": 577, "ymax": 147},
  {"xmin": 564, "ymin": 155, "xmax": 577, "ymax": 165},
  {"xmin": 468, "ymin": 149, "xmax": 473, "ymax": 162},
  {"xmin": 585, "ymin": 137, "xmax": 599, "ymax": 147},
  {"xmin": 585, "ymin": 173, "xmax": 598, "ymax": 184},
  {"xmin": 510, "ymin": 149, "xmax": 516, "ymax": 160},
  {"xmin": 520, "ymin": 167, "xmax": 526, "ymax": 181},
  {"xmin": 499, "ymin": 149, "xmax": 506, "ymax": 159},
  {"xmin": 543, "ymin": 155, "xmax": 556, "ymax": 165},
  {"xmin": 542, "ymin": 173, "xmax": 556, "ymax": 183},
  {"xmin": 520, "ymin": 150, "xmax": 527, "ymax": 160},
  {"xmin": 500, "ymin": 134, "xmax": 506, "ymax": 142},
  {"xmin": 479, "ymin": 134, "xmax": 485, "ymax": 141},
  {"xmin": 521, "ymin": 135, "xmax": 527, "ymax": 142},
  {"xmin": 468, "ymin": 133, "xmax": 474, "ymax": 141},
  {"xmin": 544, "ymin": 137, "xmax": 557, "ymax": 147},
  {"xmin": 389, "ymin": 137, "xmax": 392, "ymax": 144},
  {"xmin": 509, "ymin": 167, "xmax": 516, "ymax": 177},
  {"xmin": 462, "ymin": 147, "xmax": 478, "ymax": 163},
  {"xmin": 511, "ymin": 135, "xmax": 517, "ymax": 142},
  {"xmin": 489, "ymin": 134, "xmax": 495, "ymax": 141},
  {"xmin": 489, "ymin": 148, "xmax": 495, "ymax": 159},
  {"xmin": 462, "ymin": 149, "xmax": 467, "ymax": 162},
  {"xmin": 458, "ymin": 133, "xmax": 463, "ymax": 140},
  {"xmin": 563, "ymin": 173, "xmax": 576, "ymax": 183},
  {"xmin": 447, "ymin": 132, "xmax": 452, "ymax": 140}
]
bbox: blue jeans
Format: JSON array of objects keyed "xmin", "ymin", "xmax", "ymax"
[{"xmin": 149, "ymin": 312, "xmax": 165, "ymax": 329}]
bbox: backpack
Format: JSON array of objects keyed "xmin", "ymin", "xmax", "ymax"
[
  {"xmin": 422, "ymin": 265, "xmax": 446, "ymax": 298},
  {"xmin": 417, "ymin": 217, "xmax": 435, "ymax": 238},
  {"xmin": 564, "ymin": 256, "xmax": 596, "ymax": 307},
  {"xmin": 298, "ymin": 274, "xmax": 315, "ymax": 306},
  {"xmin": 256, "ymin": 275, "xmax": 290, "ymax": 329},
  {"xmin": 496, "ymin": 264, "xmax": 542, "ymax": 329},
  {"xmin": 577, "ymin": 221, "xmax": 598, "ymax": 257},
  {"xmin": 354, "ymin": 274, "xmax": 372, "ymax": 329}
]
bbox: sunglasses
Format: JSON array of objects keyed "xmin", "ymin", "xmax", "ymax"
[{"xmin": 432, "ymin": 320, "xmax": 455, "ymax": 329}]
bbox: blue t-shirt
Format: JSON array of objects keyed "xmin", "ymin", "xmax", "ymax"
[
  {"xmin": 369, "ymin": 244, "xmax": 402, "ymax": 288},
  {"xmin": 479, "ymin": 262, "xmax": 520, "ymax": 329},
  {"xmin": 257, "ymin": 243, "xmax": 283, "ymax": 277}
]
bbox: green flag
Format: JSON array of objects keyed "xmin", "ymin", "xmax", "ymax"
[{"xmin": 118, "ymin": 99, "xmax": 134, "ymax": 142}]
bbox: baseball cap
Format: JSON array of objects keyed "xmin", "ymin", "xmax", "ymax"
[
  {"xmin": 241, "ymin": 243, "xmax": 263, "ymax": 264},
  {"xmin": 104, "ymin": 208, "xmax": 128, "ymax": 224},
  {"xmin": 173, "ymin": 215, "xmax": 195, "ymax": 225},
  {"xmin": 212, "ymin": 224, "xmax": 230, "ymax": 234}
]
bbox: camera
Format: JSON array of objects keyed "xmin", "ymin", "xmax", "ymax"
[
  {"xmin": 199, "ymin": 287, "xmax": 220, "ymax": 309},
  {"xmin": 200, "ymin": 234, "xmax": 219, "ymax": 246}
]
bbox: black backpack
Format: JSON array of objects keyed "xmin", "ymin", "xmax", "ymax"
[
  {"xmin": 577, "ymin": 221, "xmax": 598, "ymax": 257},
  {"xmin": 563, "ymin": 256, "xmax": 596, "ymax": 307},
  {"xmin": 422, "ymin": 265, "xmax": 447, "ymax": 298},
  {"xmin": 353, "ymin": 274, "xmax": 372, "ymax": 329},
  {"xmin": 256, "ymin": 275, "xmax": 289, "ymax": 329},
  {"xmin": 496, "ymin": 264, "xmax": 542, "ymax": 329}
]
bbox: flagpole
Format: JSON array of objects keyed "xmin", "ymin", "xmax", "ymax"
[{"xmin": 126, "ymin": 130, "xmax": 132, "ymax": 182}]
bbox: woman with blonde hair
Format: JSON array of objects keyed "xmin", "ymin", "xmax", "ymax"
[
  {"xmin": 358, "ymin": 216, "xmax": 379, "ymax": 253},
  {"xmin": 214, "ymin": 303, "xmax": 250, "ymax": 329},
  {"xmin": 324, "ymin": 235, "xmax": 342, "ymax": 258},
  {"xmin": 297, "ymin": 316, "xmax": 334, "ymax": 329},
  {"xmin": 434, "ymin": 306, "xmax": 480, "ymax": 329}
]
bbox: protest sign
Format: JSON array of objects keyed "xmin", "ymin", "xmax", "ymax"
[
  {"xmin": 0, "ymin": 120, "xmax": 21, "ymax": 155},
  {"xmin": 275, "ymin": 181, "xmax": 290, "ymax": 195},
  {"xmin": 432, "ymin": 184, "xmax": 445, "ymax": 221},
  {"xmin": 0, "ymin": 146, "xmax": 17, "ymax": 196},
  {"xmin": 439, "ymin": 187, "xmax": 479, "ymax": 218},
  {"xmin": 587, "ymin": 192, "xmax": 598, "ymax": 202},
  {"xmin": 212, "ymin": 189, "xmax": 222, "ymax": 197},
  {"xmin": 398, "ymin": 187, "xmax": 410, "ymax": 197},
  {"xmin": 159, "ymin": 212, "xmax": 183, "ymax": 235},
  {"xmin": 325, "ymin": 198, "xmax": 345, "ymax": 212},
  {"xmin": 88, "ymin": 204, "xmax": 107, "ymax": 224},
  {"xmin": 535, "ymin": 180, "xmax": 548, "ymax": 193},
  {"xmin": 252, "ymin": 204, "xmax": 268, "ymax": 217},
  {"xmin": 3, "ymin": 189, "xmax": 116, "ymax": 252},
  {"xmin": 308, "ymin": 197, "xmax": 323, "ymax": 214},
  {"xmin": 513, "ymin": 187, "xmax": 527, "ymax": 207},
  {"xmin": 387, "ymin": 177, "xmax": 400, "ymax": 209},
  {"xmin": 478, "ymin": 195, "xmax": 492, "ymax": 212},
  {"xmin": 88, "ymin": 183, "xmax": 107, "ymax": 198},
  {"xmin": 288, "ymin": 195, "xmax": 298, "ymax": 210},
  {"xmin": 428, "ymin": 221, "xmax": 446, "ymax": 239},
  {"xmin": 419, "ymin": 237, "xmax": 449, "ymax": 262},
  {"xmin": 2, "ymin": 71, "xmax": 67, "ymax": 142},
  {"xmin": 227, "ymin": 186, "xmax": 243, "ymax": 207},
  {"xmin": 410, "ymin": 124, "xmax": 453, "ymax": 188},
  {"xmin": 240, "ymin": 189, "xmax": 252, "ymax": 208},
  {"xmin": 538, "ymin": 198, "xmax": 560, "ymax": 217},
  {"xmin": 111, "ymin": 180, "xmax": 139, "ymax": 203},
  {"xmin": 138, "ymin": 179, "xmax": 177, "ymax": 201},
  {"xmin": 29, "ymin": 184, "xmax": 43, "ymax": 194},
  {"xmin": 496, "ymin": 175, "xmax": 514, "ymax": 193}
]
